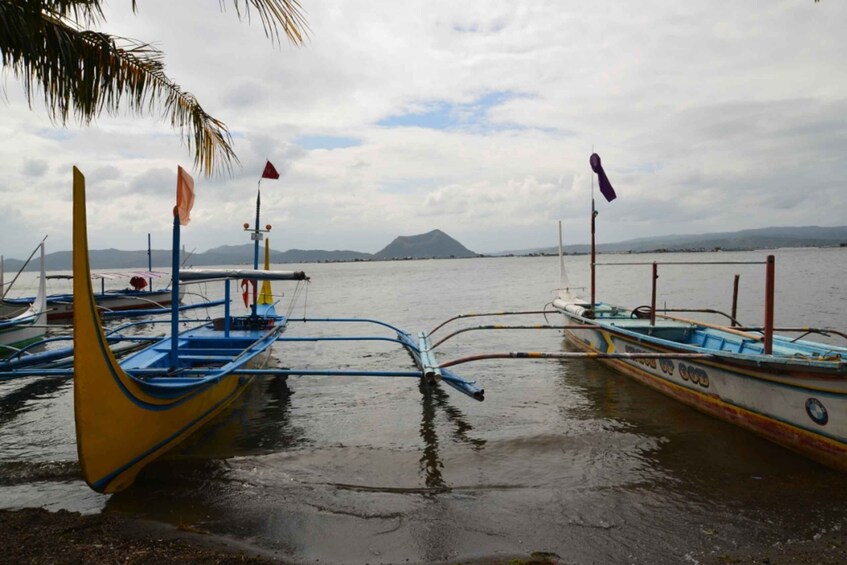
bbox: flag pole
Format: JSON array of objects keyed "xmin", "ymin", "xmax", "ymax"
[
  {"xmin": 169, "ymin": 211, "xmax": 181, "ymax": 368},
  {"xmin": 247, "ymin": 160, "xmax": 279, "ymax": 317},
  {"xmin": 254, "ymin": 180, "xmax": 262, "ymax": 271},
  {"xmin": 251, "ymin": 179, "xmax": 262, "ymax": 317},
  {"xmin": 590, "ymin": 147, "xmax": 597, "ymax": 311},
  {"xmin": 147, "ymin": 233, "xmax": 152, "ymax": 292}
]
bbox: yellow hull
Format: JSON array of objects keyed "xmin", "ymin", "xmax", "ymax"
[{"xmin": 72, "ymin": 168, "xmax": 258, "ymax": 493}]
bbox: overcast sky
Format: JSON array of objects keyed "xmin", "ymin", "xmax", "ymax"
[{"xmin": 1, "ymin": 1, "xmax": 845, "ymax": 259}]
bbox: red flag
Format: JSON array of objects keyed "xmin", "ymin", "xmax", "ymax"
[
  {"xmin": 175, "ymin": 166, "xmax": 195, "ymax": 225},
  {"xmin": 262, "ymin": 160, "xmax": 280, "ymax": 180}
]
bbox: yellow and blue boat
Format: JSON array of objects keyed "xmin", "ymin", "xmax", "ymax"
[{"xmin": 72, "ymin": 166, "xmax": 307, "ymax": 493}]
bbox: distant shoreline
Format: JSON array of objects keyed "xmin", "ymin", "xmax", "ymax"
[{"xmin": 4, "ymin": 243, "xmax": 846, "ymax": 272}]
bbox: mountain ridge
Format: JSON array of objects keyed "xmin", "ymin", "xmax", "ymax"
[
  {"xmin": 3, "ymin": 225, "xmax": 844, "ymax": 271},
  {"xmin": 2, "ymin": 228, "xmax": 477, "ymax": 271},
  {"xmin": 496, "ymin": 225, "xmax": 847, "ymax": 255}
]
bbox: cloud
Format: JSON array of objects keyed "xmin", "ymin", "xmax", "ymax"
[
  {"xmin": 22, "ymin": 159, "xmax": 48, "ymax": 177},
  {"xmin": 128, "ymin": 168, "xmax": 174, "ymax": 195},
  {"xmin": 1, "ymin": 0, "xmax": 845, "ymax": 256}
]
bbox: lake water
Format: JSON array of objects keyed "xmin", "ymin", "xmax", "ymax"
[{"xmin": 1, "ymin": 248, "xmax": 846, "ymax": 563}]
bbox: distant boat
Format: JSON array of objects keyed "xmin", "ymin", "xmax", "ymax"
[
  {"xmin": 72, "ymin": 166, "xmax": 308, "ymax": 492},
  {"xmin": 0, "ymin": 243, "xmax": 47, "ymax": 357},
  {"xmin": 1, "ymin": 267, "xmax": 183, "ymax": 322},
  {"xmin": 553, "ymin": 154, "xmax": 847, "ymax": 472}
]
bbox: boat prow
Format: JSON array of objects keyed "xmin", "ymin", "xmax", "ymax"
[{"xmin": 72, "ymin": 167, "xmax": 290, "ymax": 492}]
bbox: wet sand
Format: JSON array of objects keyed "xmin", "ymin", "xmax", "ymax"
[
  {"xmin": 0, "ymin": 508, "xmax": 279, "ymax": 564},
  {"xmin": 2, "ymin": 507, "xmax": 846, "ymax": 564}
]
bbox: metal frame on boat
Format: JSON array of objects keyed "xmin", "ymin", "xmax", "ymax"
[
  {"xmin": 72, "ymin": 166, "xmax": 310, "ymax": 492},
  {"xmin": 2, "ymin": 270, "xmax": 182, "ymax": 324},
  {"xmin": 549, "ymin": 154, "xmax": 847, "ymax": 471},
  {"xmin": 69, "ymin": 164, "xmax": 485, "ymax": 493}
]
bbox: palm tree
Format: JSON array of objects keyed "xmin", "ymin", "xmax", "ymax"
[{"xmin": 0, "ymin": 1, "xmax": 307, "ymax": 176}]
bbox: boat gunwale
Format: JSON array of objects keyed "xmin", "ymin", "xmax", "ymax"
[
  {"xmin": 558, "ymin": 309, "xmax": 847, "ymax": 397},
  {"xmin": 553, "ymin": 299, "xmax": 846, "ymax": 369}
]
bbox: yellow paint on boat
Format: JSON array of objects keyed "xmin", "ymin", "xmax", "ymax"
[
  {"xmin": 258, "ymin": 238, "xmax": 273, "ymax": 305},
  {"xmin": 72, "ymin": 167, "xmax": 253, "ymax": 493}
]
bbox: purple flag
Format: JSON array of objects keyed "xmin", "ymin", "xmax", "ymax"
[{"xmin": 589, "ymin": 153, "xmax": 617, "ymax": 202}]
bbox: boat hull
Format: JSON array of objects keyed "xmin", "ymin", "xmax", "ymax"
[
  {"xmin": 47, "ymin": 288, "xmax": 182, "ymax": 320},
  {"xmin": 0, "ymin": 323, "xmax": 44, "ymax": 355},
  {"xmin": 73, "ymin": 321, "xmax": 269, "ymax": 492},
  {"xmin": 72, "ymin": 167, "xmax": 281, "ymax": 493},
  {"xmin": 0, "ymin": 246, "xmax": 47, "ymax": 356},
  {"xmin": 559, "ymin": 311, "xmax": 847, "ymax": 472}
]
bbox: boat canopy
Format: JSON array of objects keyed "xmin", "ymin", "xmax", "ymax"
[{"xmin": 179, "ymin": 268, "xmax": 308, "ymax": 282}]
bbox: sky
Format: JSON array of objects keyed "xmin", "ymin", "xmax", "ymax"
[{"xmin": 1, "ymin": 1, "xmax": 846, "ymax": 259}]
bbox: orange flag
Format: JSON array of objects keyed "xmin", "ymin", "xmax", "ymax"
[{"xmin": 175, "ymin": 166, "xmax": 195, "ymax": 225}]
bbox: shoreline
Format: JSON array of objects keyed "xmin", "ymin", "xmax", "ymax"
[{"xmin": 2, "ymin": 507, "xmax": 846, "ymax": 564}]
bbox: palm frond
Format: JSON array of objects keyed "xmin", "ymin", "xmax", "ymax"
[
  {"xmin": 1, "ymin": 0, "xmax": 237, "ymax": 175},
  {"xmin": 224, "ymin": 0, "xmax": 309, "ymax": 45},
  {"xmin": 1, "ymin": 0, "xmax": 309, "ymax": 176}
]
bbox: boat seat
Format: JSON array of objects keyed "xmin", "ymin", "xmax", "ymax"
[
  {"xmin": 178, "ymin": 355, "xmax": 236, "ymax": 363},
  {"xmin": 179, "ymin": 348, "xmax": 246, "ymax": 356},
  {"xmin": 609, "ymin": 319, "xmax": 694, "ymax": 342}
]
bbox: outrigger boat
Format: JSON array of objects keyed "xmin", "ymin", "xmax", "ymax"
[
  {"xmin": 1, "ymin": 254, "xmax": 184, "ymax": 323},
  {"xmin": 0, "ymin": 243, "xmax": 47, "ymax": 358},
  {"xmin": 43, "ymin": 273, "xmax": 182, "ymax": 321},
  {"xmin": 400, "ymin": 154, "xmax": 847, "ymax": 473},
  {"xmin": 70, "ymin": 163, "xmax": 486, "ymax": 493},
  {"xmin": 550, "ymin": 154, "xmax": 847, "ymax": 471},
  {"xmin": 72, "ymin": 166, "xmax": 308, "ymax": 492}
]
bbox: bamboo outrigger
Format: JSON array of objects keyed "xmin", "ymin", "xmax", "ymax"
[
  {"xmin": 72, "ymin": 166, "xmax": 314, "ymax": 492},
  {"xmin": 395, "ymin": 154, "xmax": 847, "ymax": 473},
  {"xmin": 546, "ymin": 154, "xmax": 847, "ymax": 471},
  {"xmin": 69, "ymin": 164, "xmax": 484, "ymax": 493}
]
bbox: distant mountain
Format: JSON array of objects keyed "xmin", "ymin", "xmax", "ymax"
[
  {"xmin": 373, "ymin": 229, "xmax": 477, "ymax": 260},
  {"xmin": 5, "ymin": 225, "xmax": 842, "ymax": 272},
  {"xmin": 2, "ymin": 230, "xmax": 472, "ymax": 271},
  {"xmin": 497, "ymin": 225, "xmax": 847, "ymax": 255},
  {"xmin": 1, "ymin": 249, "xmax": 176, "ymax": 272},
  {"xmin": 186, "ymin": 244, "xmax": 371, "ymax": 266}
]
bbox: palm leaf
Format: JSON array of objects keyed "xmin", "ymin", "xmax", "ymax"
[{"xmin": 0, "ymin": 0, "xmax": 308, "ymax": 176}]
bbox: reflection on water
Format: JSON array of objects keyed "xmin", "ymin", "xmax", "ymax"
[
  {"xmin": 1, "ymin": 251, "xmax": 846, "ymax": 563},
  {"xmin": 418, "ymin": 380, "xmax": 486, "ymax": 490},
  {"xmin": 0, "ymin": 378, "xmax": 69, "ymax": 427}
]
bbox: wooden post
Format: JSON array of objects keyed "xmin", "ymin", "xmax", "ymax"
[
  {"xmin": 763, "ymin": 255, "xmax": 775, "ymax": 354},
  {"xmin": 650, "ymin": 262, "xmax": 658, "ymax": 326},
  {"xmin": 731, "ymin": 274, "xmax": 740, "ymax": 326}
]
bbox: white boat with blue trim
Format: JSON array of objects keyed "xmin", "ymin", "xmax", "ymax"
[
  {"xmin": 552, "ymin": 153, "xmax": 847, "ymax": 472},
  {"xmin": 0, "ymin": 243, "xmax": 47, "ymax": 357}
]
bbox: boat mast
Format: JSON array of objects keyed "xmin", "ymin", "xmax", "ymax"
[
  {"xmin": 1, "ymin": 236, "xmax": 48, "ymax": 301},
  {"xmin": 246, "ymin": 161, "xmax": 279, "ymax": 316},
  {"xmin": 558, "ymin": 221, "xmax": 565, "ymax": 289},
  {"xmin": 147, "ymin": 233, "xmax": 152, "ymax": 292},
  {"xmin": 248, "ymin": 181, "xmax": 265, "ymax": 317},
  {"xmin": 253, "ymin": 183, "xmax": 261, "ymax": 272},
  {"xmin": 590, "ymin": 159, "xmax": 597, "ymax": 309},
  {"xmin": 169, "ymin": 212, "xmax": 181, "ymax": 367},
  {"xmin": 169, "ymin": 166, "xmax": 194, "ymax": 368}
]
